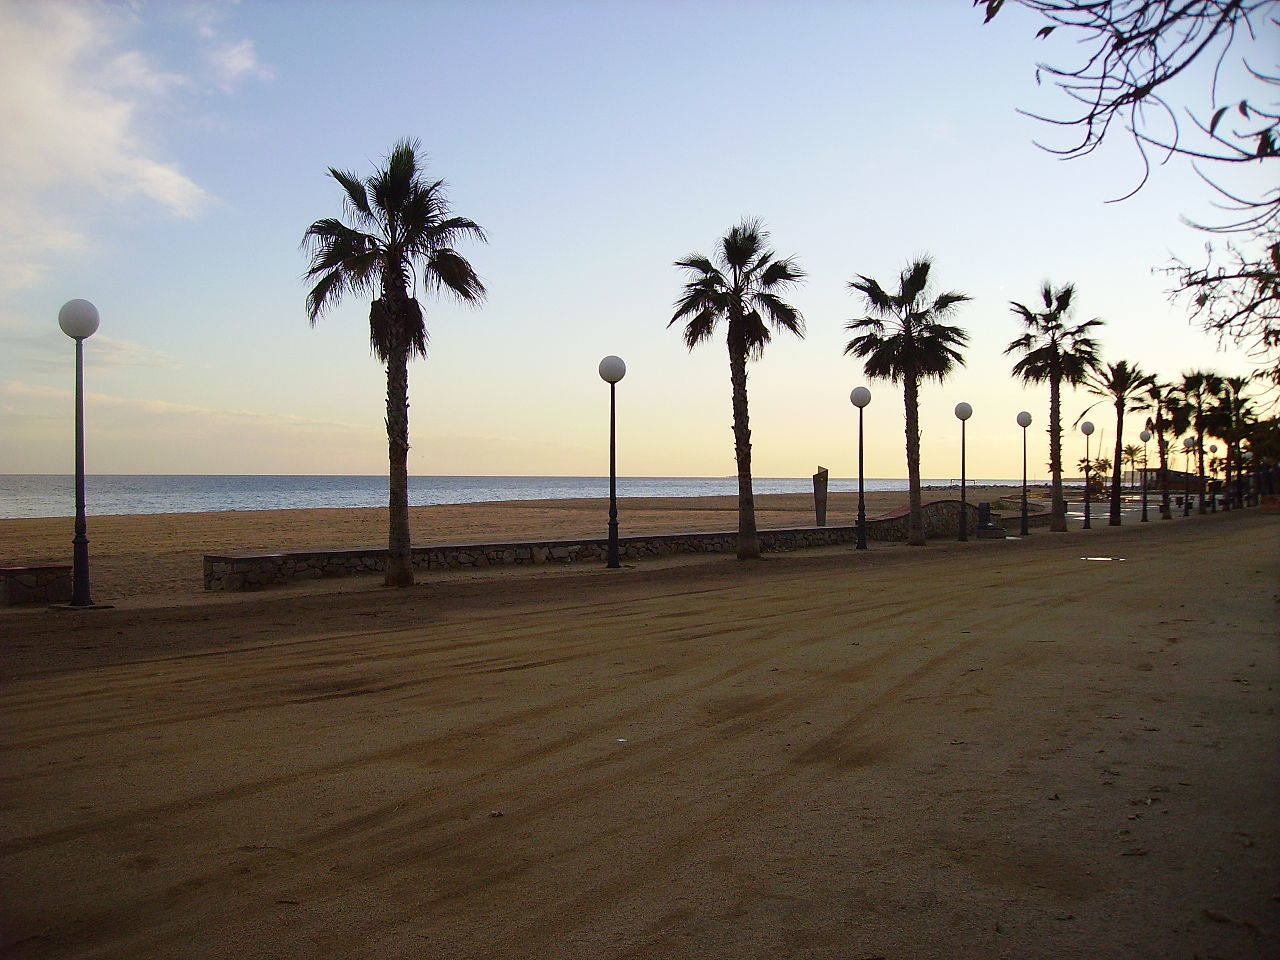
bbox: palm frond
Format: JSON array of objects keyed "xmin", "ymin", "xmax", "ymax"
[
  {"xmin": 757, "ymin": 256, "xmax": 806, "ymax": 289},
  {"xmin": 674, "ymin": 254, "xmax": 726, "ymax": 287},
  {"xmin": 753, "ymin": 291, "xmax": 805, "ymax": 337},
  {"xmin": 1010, "ymin": 301, "xmax": 1038, "ymax": 325},
  {"xmin": 328, "ymin": 168, "xmax": 373, "ymax": 220},
  {"xmin": 899, "ymin": 258, "xmax": 932, "ymax": 305},
  {"xmin": 680, "ymin": 308, "xmax": 718, "ymax": 349},
  {"xmin": 368, "ymin": 296, "xmax": 428, "ymax": 363},
  {"xmin": 302, "ymin": 219, "xmax": 380, "ymax": 278},
  {"xmin": 1004, "ymin": 332, "xmax": 1035, "ymax": 355},
  {"xmin": 931, "ymin": 291, "xmax": 971, "ymax": 314},
  {"xmin": 736, "ymin": 309, "xmax": 772, "ymax": 359},
  {"xmin": 425, "ymin": 248, "xmax": 486, "ymax": 302},
  {"xmin": 669, "ymin": 220, "xmax": 802, "ymax": 359},
  {"xmin": 845, "ymin": 316, "xmax": 886, "ymax": 335},
  {"xmin": 305, "ymin": 269, "xmax": 345, "ymax": 323},
  {"xmin": 369, "ymin": 138, "xmax": 421, "ymax": 225},
  {"xmin": 849, "ymin": 275, "xmax": 893, "ymax": 313},
  {"xmin": 721, "ymin": 218, "xmax": 765, "ymax": 270},
  {"xmin": 302, "ymin": 139, "xmax": 485, "ymax": 352},
  {"xmin": 843, "ymin": 258, "xmax": 969, "ymax": 386}
]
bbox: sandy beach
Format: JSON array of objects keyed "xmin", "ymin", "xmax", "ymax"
[
  {"xmin": 0, "ymin": 500, "xmax": 1276, "ymax": 959},
  {"xmin": 0, "ymin": 486, "xmax": 1042, "ymax": 605}
]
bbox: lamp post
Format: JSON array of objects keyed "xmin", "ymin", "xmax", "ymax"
[
  {"xmin": 1208, "ymin": 443, "xmax": 1218, "ymax": 511},
  {"xmin": 1234, "ymin": 446, "xmax": 1245, "ymax": 509},
  {"xmin": 1242, "ymin": 449, "xmax": 1254, "ymax": 506},
  {"xmin": 599, "ymin": 356, "xmax": 626, "ymax": 569},
  {"xmin": 58, "ymin": 299, "xmax": 100, "ymax": 607},
  {"xmin": 1182, "ymin": 437, "xmax": 1194, "ymax": 516},
  {"xmin": 955, "ymin": 402, "xmax": 972, "ymax": 542},
  {"xmin": 850, "ymin": 387, "xmax": 871, "ymax": 550},
  {"xmin": 1139, "ymin": 429, "xmax": 1151, "ymax": 522},
  {"xmin": 1081, "ymin": 421, "xmax": 1095, "ymax": 530},
  {"xmin": 1017, "ymin": 411, "xmax": 1032, "ymax": 536}
]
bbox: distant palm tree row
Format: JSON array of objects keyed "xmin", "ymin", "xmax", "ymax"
[
  {"xmin": 670, "ymin": 218, "xmax": 1269, "ymax": 558},
  {"xmin": 302, "ymin": 142, "xmax": 1270, "ymax": 583}
]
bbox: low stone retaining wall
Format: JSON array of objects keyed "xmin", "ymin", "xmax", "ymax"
[
  {"xmin": 1, "ymin": 565, "xmax": 72, "ymax": 605},
  {"xmin": 203, "ymin": 500, "xmax": 980, "ymax": 591},
  {"xmin": 991, "ymin": 498, "xmax": 1057, "ymax": 529}
]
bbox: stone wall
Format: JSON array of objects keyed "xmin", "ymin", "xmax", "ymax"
[
  {"xmin": 993, "ymin": 498, "xmax": 1055, "ymax": 529},
  {"xmin": 204, "ymin": 500, "xmax": 981, "ymax": 591},
  {"xmin": 1, "ymin": 565, "xmax": 72, "ymax": 605}
]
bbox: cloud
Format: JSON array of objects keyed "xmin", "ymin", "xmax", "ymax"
[
  {"xmin": 178, "ymin": 2, "xmax": 273, "ymax": 90},
  {"xmin": 209, "ymin": 38, "xmax": 273, "ymax": 91},
  {"xmin": 0, "ymin": 380, "xmax": 368, "ymax": 435},
  {"xmin": 0, "ymin": 314, "xmax": 183, "ymax": 371},
  {"xmin": 0, "ymin": 1, "xmax": 271, "ymax": 292},
  {"xmin": 0, "ymin": 4, "xmax": 206, "ymax": 207}
]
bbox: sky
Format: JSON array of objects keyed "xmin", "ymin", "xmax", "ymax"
[{"xmin": 0, "ymin": 0, "xmax": 1273, "ymax": 482}]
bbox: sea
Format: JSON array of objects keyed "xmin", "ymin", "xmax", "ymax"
[{"xmin": 0, "ymin": 475, "xmax": 1024, "ymax": 520}]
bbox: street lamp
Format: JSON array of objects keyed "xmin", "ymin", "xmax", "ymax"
[
  {"xmin": 599, "ymin": 355, "xmax": 626, "ymax": 569},
  {"xmin": 1017, "ymin": 411, "xmax": 1032, "ymax": 536},
  {"xmin": 1081, "ymin": 420, "xmax": 1095, "ymax": 530},
  {"xmin": 58, "ymin": 299, "xmax": 101, "ymax": 607},
  {"xmin": 850, "ymin": 387, "xmax": 871, "ymax": 550},
  {"xmin": 1139, "ymin": 429, "xmax": 1152, "ymax": 522},
  {"xmin": 1242, "ymin": 449, "xmax": 1254, "ymax": 506},
  {"xmin": 1182, "ymin": 436, "xmax": 1194, "ymax": 516},
  {"xmin": 1208, "ymin": 443, "xmax": 1218, "ymax": 511},
  {"xmin": 955, "ymin": 402, "xmax": 972, "ymax": 542}
]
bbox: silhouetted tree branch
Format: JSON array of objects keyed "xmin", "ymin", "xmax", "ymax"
[
  {"xmin": 980, "ymin": 1, "xmax": 1279, "ymax": 382},
  {"xmin": 1165, "ymin": 227, "xmax": 1280, "ymax": 382},
  {"xmin": 978, "ymin": 0, "xmax": 1278, "ymax": 231}
]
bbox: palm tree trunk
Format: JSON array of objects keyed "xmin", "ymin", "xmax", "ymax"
[
  {"xmin": 903, "ymin": 373, "xmax": 925, "ymax": 546},
  {"xmin": 1110, "ymin": 399, "xmax": 1124, "ymax": 525},
  {"xmin": 384, "ymin": 347, "xmax": 414, "ymax": 586},
  {"xmin": 1157, "ymin": 429, "xmax": 1171, "ymax": 519},
  {"xmin": 1225, "ymin": 446, "xmax": 1234, "ymax": 507},
  {"xmin": 1048, "ymin": 375, "xmax": 1067, "ymax": 532},
  {"xmin": 727, "ymin": 341, "xmax": 759, "ymax": 559},
  {"xmin": 1196, "ymin": 425, "xmax": 1207, "ymax": 513}
]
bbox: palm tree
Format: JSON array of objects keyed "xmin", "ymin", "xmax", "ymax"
[
  {"xmin": 1171, "ymin": 371, "xmax": 1224, "ymax": 514},
  {"xmin": 303, "ymin": 139, "xmax": 486, "ymax": 586},
  {"xmin": 1006, "ymin": 283, "xmax": 1103, "ymax": 533},
  {"xmin": 1080, "ymin": 361, "xmax": 1155, "ymax": 525},
  {"xmin": 845, "ymin": 257, "xmax": 970, "ymax": 546},
  {"xmin": 670, "ymin": 219, "xmax": 805, "ymax": 559},
  {"xmin": 1122, "ymin": 443, "xmax": 1142, "ymax": 486},
  {"xmin": 1145, "ymin": 381, "xmax": 1177, "ymax": 519},
  {"xmin": 1212, "ymin": 375, "xmax": 1254, "ymax": 507}
]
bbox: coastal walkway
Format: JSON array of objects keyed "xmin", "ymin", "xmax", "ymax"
[{"xmin": 3, "ymin": 511, "xmax": 1275, "ymax": 958}]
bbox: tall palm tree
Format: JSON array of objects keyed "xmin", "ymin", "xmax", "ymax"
[
  {"xmin": 845, "ymin": 257, "xmax": 969, "ymax": 546},
  {"xmin": 1212, "ymin": 375, "xmax": 1254, "ymax": 507},
  {"xmin": 1080, "ymin": 361, "xmax": 1155, "ymax": 525},
  {"xmin": 1006, "ymin": 283, "xmax": 1103, "ymax": 533},
  {"xmin": 1167, "ymin": 389, "xmax": 1195, "ymax": 511},
  {"xmin": 303, "ymin": 139, "xmax": 486, "ymax": 586},
  {"xmin": 1145, "ymin": 381, "xmax": 1177, "ymax": 519},
  {"xmin": 1171, "ymin": 371, "xmax": 1224, "ymax": 514},
  {"xmin": 670, "ymin": 219, "xmax": 805, "ymax": 559},
  {"xmin": 1122, "ymin": 443, "xmax": 1142, "ymax": 486}
]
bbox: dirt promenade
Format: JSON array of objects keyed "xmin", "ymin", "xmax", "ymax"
[{"xmin": 0, "ymin": 510, "xmax": 1276, "ymax": 958}]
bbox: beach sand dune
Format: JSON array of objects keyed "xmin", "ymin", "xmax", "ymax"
[{"xmin": 0, "ymin": 509, "xmax": 1275, "ymax": 958}]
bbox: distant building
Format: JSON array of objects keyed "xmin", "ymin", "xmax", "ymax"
[{"xmin": 1140, "ymin": 466, "xmax": 1201, "ymax": 487}]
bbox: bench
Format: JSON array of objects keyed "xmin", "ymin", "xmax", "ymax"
[{"xmin": 1, "ymin": 565, "xmax": 73, "ymax": 605}]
